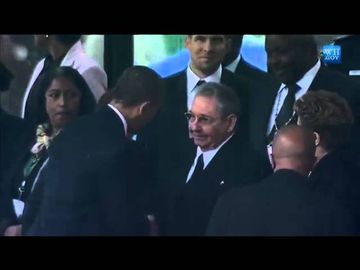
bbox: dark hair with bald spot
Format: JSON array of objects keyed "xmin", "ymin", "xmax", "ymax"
[{"xmin": 272, "ymin": 125, "xmax": 316, "ymax": 176}]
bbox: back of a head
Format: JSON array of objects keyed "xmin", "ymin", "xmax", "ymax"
[
  {"xmin": 272, "ymin": 125, "xmax": 316, "ymax": 176},
  {"xmin": 294, "ymin": 90, "xmax": 354, "ymax": 151},
  {"xmin": 110, "ymin": 66, "xmax": 164, "ymax": 107}
]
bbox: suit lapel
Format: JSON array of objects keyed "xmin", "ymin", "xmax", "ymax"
[
  {"xmin": 198, "ymin": 136, "xmax": 237, "ymax": 189},
  {"xmin": 308, "ymin": 66, "xmax": 326, "ymax": 92}
]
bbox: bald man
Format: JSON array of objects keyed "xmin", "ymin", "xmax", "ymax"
[{"xmin": 207, "ymin": 125, "xmax": 357, "ymax": 236}]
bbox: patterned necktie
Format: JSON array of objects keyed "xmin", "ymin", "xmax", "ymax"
[{"xmin": 267, "ymin": 84, "xmax": 300, "ymax": 143}]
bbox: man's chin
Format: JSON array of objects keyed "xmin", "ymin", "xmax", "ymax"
[{"xmin": 193, "ymin": 138, "xmax": 207, "ymax": 147}]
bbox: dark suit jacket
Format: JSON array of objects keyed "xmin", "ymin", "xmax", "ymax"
[
  {"xmin": 23, "ymin": 106, "xmax": 156, "ymax": 236},
  {"xmin": 309, "ymin": 150, "xmax": 360, "ymax": 225},
  {"xmin": 140, "ymin": 68, "xmax": 262, "ymax": 184},
  {"xmin": 0, "ymin": 109, "xmax": 32, "ymax": 205},
  {"xmin": 0, "ymin": 134, "xmax": 40, "ymax": 235},
  {"xmin": 207, "ymin": 169, "xmax": 358, "ymax": 236},
  {"xmin": 165, "ymin": 134, "xmax": 271, "ymax": 236},
  {"xmin": 249, "ymin": 65, "xmax": 360, "ymax": 157}
]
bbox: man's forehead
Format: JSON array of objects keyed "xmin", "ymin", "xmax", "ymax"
[{"xmin": 192, "ymin": 96, "xmax": 220, "ymax": 114}]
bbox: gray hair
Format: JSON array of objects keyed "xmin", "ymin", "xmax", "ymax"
[{"xmin": 195, "ymin": 82, "xmax": 240, "ymax": 118}]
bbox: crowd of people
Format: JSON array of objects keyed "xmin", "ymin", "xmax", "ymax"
[{"xmin": 0, "ymin": 34, "xmax": 359, "ymax": 236}]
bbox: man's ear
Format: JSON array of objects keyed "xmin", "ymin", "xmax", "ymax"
[
  {"xmin": 185, "ymin": 35, "xmax": 191, "ymax": 49},
  {"xmin": 270, "ymin": 154, "xmax": 276, "ymax": 170},
  {"xmin": 314, "ymin": 131, "xmax": 320, "ymax": 147},
  {"xmin": 226, "ymin": 114, "xmax": 237, "ymax": 133},
  {"xmin": 138, "ymin": 101, "xmax": 150, "ymax": 115}
]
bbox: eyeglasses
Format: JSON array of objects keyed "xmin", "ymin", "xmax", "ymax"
[{"xmin": 184, "ymin": 111, "xmax": 217, "ymax": 125}]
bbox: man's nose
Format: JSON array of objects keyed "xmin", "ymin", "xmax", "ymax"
[
  {"xmin": 189, "ymin": 119, "xmax": 201, "ymax": 131},
  {"xmin": 203, "ymin": 39, "xmax": 213, "ymax": 52}
]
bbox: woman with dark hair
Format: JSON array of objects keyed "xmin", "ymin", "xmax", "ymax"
[
  {"xmin": 0, "ymin": 66, "xmax": 96, "ymax": 236},
  {"xmin": 294, "ymin": 90, "xmax": 360, "ymax": 231},
  {"xmin": 22, "ymin": 35, "xmax": 107, "ymax": 124}
]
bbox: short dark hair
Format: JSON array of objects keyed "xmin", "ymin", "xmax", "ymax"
[
  {"xmin": 109, "ymin": 66, "xmax": 164, "ymax": 107},
  {"xmin": 294, "ymin": 90, "xmax": 354, "ymax": 151},
  {"xmin": 54, "ymin": 35, "xmax": 82, "ymax": 45},
  {"xmin": 195, "ymin": 82, "xmax": 240, "ymax": 118},
  {"xmin": 36, "ymin": 66, "xmax": 96, "ymax": 125},
  {"xmin": 226, "ymin": 35, "xmax": 243, "ymax": 48}
]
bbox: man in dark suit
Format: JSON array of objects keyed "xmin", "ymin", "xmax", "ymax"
[
  {"xmin": 223, "ymin": 35, "xmax": 273, "ymax": 84},
  {"xmin": 165, "ymin": 82, "xmax": 270, "ymax": 236},
  {"xmin": 22, "ymin": 66, "xmax": 164, "ymax": 236},
  {"xmin": 294, "ymin": 90, "xmax": 360, "ymax": 227},
  {"xmin": 249, "ymin": 35, "xmax": 360, "ymax": 161},
  {"xmin": 140, "ymin": 35, "xmax": 261, "ymax": 186},
  {"xmin": 207, "ymin": 125, "xmax": 358, "ymax": 236}
]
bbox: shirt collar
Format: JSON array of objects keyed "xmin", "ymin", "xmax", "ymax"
[
  {"xmin": 225, "ymin": 54, "xmax": 241, "ymax": 73},
  {"xmin": 195, "ymin": 133, "xmax": 234, "ymax": 169},
  {"xmin": 187, "ymin": 64, "xmax": 222, "ymax": 93},
  {"xmin": 278, "ymin": 59, "xmax": 321, "ymax": 93},
  {"xmin": 107, "ymin": 104, "xmax": 128, "ymax": 136},
  {"xmin": 61, "ymin": 40, "xmax": 83, "ymax": 66}
]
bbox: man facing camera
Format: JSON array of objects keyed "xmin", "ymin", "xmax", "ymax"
[
  {"xmin": 165, "ymin": 82, "xmax": 270, "ymax": 236},
  {"xmin": 139, "ymin": 35, "xmax": 260, "ymax": 190}
]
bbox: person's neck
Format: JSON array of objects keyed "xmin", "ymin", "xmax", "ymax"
[
  {"xmin": 222, "ymin": 52, "xmax": 239, "ymax": 67},
  {"xmin": 315, "ymin": 146, "xmax": 329, "ymax": 164},
  {"xmin": 48, "ymin": 41, "xmax": 71, "ymax": 61},
  {"xmin": 274, "ymin": 161, "xmax": 309, "ymax": 177},
  {"xmin": 110, "ymin": 101, "xmax": 135, "ymax": 137},
  {"xmin": 51, "ymin": 127, "xmax": 61, "ymax": 138},
  {"xmin": 190, "ymin": 63, "xmax": 217, "ymax": 79}
]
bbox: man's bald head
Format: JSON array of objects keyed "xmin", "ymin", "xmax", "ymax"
[{"xmin": 272, "ymin": 125, "xmax": 316, "ymax": 176}]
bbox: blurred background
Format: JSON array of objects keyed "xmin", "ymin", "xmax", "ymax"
[{"xmin": 0, "ymin": 35, "xmax": 343, "ymax": 116}]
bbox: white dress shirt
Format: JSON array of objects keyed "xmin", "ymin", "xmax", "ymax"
[
  {"xmin": 267, "ymin": 60, "xmax": 321, "ymax": 135},
  {"xmin": 186, "ymin": 134, "xmax": 233, "ymax": 183},
  {"xmin": 22, "ymin": 40, "xmax": 107, "ymax": 118},
  {"xmin": 186, "ymin": 65, "xmax": 222, "ymax": 110},
  {"xmin": 225, "ymin": 54, "xmax": 241, "ymax": 73}
]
